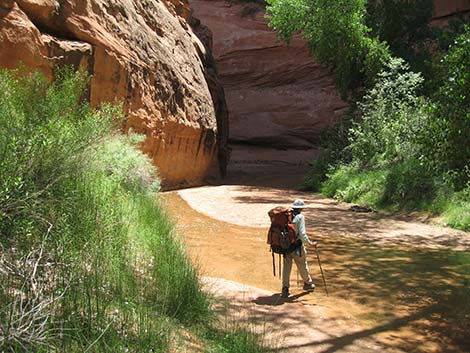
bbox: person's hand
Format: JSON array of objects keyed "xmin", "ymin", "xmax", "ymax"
[{"xmin": 310, "ymin": 241, "xmax": 318, "ymax": 248}]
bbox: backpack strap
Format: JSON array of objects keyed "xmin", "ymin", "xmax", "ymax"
[
  {"xmin": 291, "ymin": 211, "xmax": 303, "ymax": 257},
  {"xmin": 272, "ymin": 250, "xmax": 276, "ymax": 277},
  {"xmin": 271, "ymin": 249, "xmax": 283, "ymax": 279}
]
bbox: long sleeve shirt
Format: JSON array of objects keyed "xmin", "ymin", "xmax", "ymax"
[{"xmin": 292, "ymin": 213, "xmax": 312, "ymax": 246}]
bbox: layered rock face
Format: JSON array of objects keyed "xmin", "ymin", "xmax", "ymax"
[
  {"xmin": 433, "ymin": 0, "xmax": 470, "ymax": 18},
  {"xmin": 432, "ymin": 0, "xmax": 470, "ymax": 26},
  {"xmin": 189, "ymin": 0, "xmax": 349, "ymax": 149},
  {"xmin": 0, "ymin": 0, "xmax": 227, "ymax": 188}
]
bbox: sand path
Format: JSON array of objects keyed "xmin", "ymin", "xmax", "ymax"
[{"xmin": 161, "ymin": 146, "xmax": 470, "ymax": 353}]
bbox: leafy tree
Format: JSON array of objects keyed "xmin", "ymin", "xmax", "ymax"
[
  {"xmin": 348, "ymin": 57, "xmax": 426, "ymax": 167},
  {"xmin": 266, "ymin": 0, "xmax": 390, "ymax": 94},
  {"xmin": 366, "ymin": 0, "xmax": 434, "ymax": 71},
  {"xmin": 430, "ymin": 26, "xmax": 470, "ymax": 189}
]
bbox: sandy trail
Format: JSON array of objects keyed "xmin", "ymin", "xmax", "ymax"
[
  {"xmin": 161, "ymin": 146, "xmax": 470, "ymax": 353},
  {"xmin": 177, "ymin": 185, "xmax": 469, "ymax": 251}
]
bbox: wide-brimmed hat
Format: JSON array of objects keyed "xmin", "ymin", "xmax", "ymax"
[{"xmin": 291, "ymin": 199, "xmax": 306, "ymax": 209}]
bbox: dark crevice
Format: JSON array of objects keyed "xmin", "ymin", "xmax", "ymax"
[
  {"xmin": 432, "ymin": 9, "xmax": 470, "ymax": 21},
  {"xmin": 229, "ymin": 139, "xmax": 317, "ymax": 151},
  {"xmin": 16, "ymin": 2, "xmax": 78, "ymax": 42},
  {"xmin": 190, "ymin": 15, "xmax": 230, "ymax": 179},
  {"xmin": 16, "ymin": 4, "xmax": 95, "ymax": 72},
  {"xmin": 0, "ymin": 1, "xmax": 14, "ymax": 19},
  {"xmin": 34, "ymin": 21, "xmax": 78, "ymax": 42},
  {"xmin": 15, "ymin": 4, "xmax": 96, "ymax": 97}
]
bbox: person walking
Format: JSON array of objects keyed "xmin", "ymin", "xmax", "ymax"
[{"xmin": 281, "ymin": 199, "xmax": 316, "ymax": 298}]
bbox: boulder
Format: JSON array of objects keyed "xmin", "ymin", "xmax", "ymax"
[{"xmin": 0, "ymin": 0, "xmax": 227, "ymax": 188}]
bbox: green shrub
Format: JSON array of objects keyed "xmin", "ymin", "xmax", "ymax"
[
  {"xmin": 0, "ymin": 68, "xmax": 211, "ymax": 351},
  {"xmin": 302, "ymin": 151, "xmax": 332, "ymax": 191},
  {"xmin": 430, "ymin": 26, "xmax": 470, "ymax": 190},
  {"xmin": 442, "ymin": 186, "xmax": 470, "ymax": 231},
  {"xmin": 0, "ymin": 67, "xmax": 266, "ymax": 352},
  {"xmin": 348, "ymin": 57, "xmax": 426, "ymax": 168},
  {"xmin": 321, "ymin": 165, "xmax": 387, "ymax": 206},
  {"xmin": 267, "ymin": 3, "xmax": 469, "ymax": 228},
  {"xmin": 322, "ymin": 159, "xmax": 440, "ymax": 210}
]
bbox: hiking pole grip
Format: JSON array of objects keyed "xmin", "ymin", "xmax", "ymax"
[{"xmin": 315, "ymin": 245, "xmax": 329, "ymax": 296}]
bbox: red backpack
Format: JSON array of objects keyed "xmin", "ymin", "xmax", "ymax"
[{"xmin": 267, "ymin": 206, "xmax": 300, "ymax": 276}]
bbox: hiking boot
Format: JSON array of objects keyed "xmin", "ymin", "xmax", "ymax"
[
  {"xmin": 303, "ymin": 282, "xmax": 315, "ymax": 291},
  {"xmin": 281, "ymin": 286, "xmax": 289, "ymax": 298}
]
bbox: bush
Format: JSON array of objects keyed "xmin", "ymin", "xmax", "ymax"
[
  {"xmin": 323, "ymin": 160, "xmax": 439, "ymax": 210},
  {"xmin": 430, "ymin": 26, "xmax": 470, "ymax": 190},
  {"xmin": 321, "ymin": 165, "xmax": 387, "ymax": 206},
  {"xmin": 302, "ymin": 151, "xmax": 332, "ymax": 191},
  {"xmin": 267, "ymin": 3, "xmax": 469, "ymax": 228},
  {"xmin": 442, "ymin": 186, "xmax": 470, "ymax": 231},
  {"xmin": 0, "ymin": 68, "xmax": 211, "ymax": 351},
  {"xmin": 348, "ymin": 57, "xmax": 427, "ymax": 168}
]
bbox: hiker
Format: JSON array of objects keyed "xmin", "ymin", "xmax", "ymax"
[{"xmin": 281, "ymin": 199, "xmax": 316, "ymax": 298}]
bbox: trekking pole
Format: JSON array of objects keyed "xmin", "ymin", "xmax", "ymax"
[{"xmin": 314, "ymin": 244, "xmax": 329, "ymax": 296}]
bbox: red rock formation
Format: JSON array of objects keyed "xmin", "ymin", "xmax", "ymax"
[
  {"xmin": 189, "ymin": 0, "xmax": 349, "ymax": 149},
  {"xmin": 0, "ymin": 0, "xmax": 227, "ymax": 188},
  {"xmin": 432, "ymin": 0, "xmax": 470, "ymax": 27},
  {"xmin": 433, "ymin": 0, "xmax": 470, "ymax": 18}
]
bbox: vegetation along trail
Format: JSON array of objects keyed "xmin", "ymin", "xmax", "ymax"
[{"xmin": 162, "ymin": 148, "xmax": 470, "ymax": 353}]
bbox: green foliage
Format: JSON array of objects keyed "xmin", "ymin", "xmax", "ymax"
[
  {"xmin": 315, "ymin": 34, "xmax": 470, "ymax": 228},
  {"xmin": 0, "ymin": 68, "xmax": 214, "ymax": 351},
  {"xmin": 88, "ymin": 133, "xmax": 160, "ymax": 194},
  {"xmin": 0, "ymin": 67, "xmax": 113, "ymax": 240},
  {"xmin": 441, "ymin": 185, "xmax": 470, "ymax": 231},
  {"xmin": 324, "ymin": 164, "xmax": 470, "ymax": 232},
  {"xmin": 323, "ymin": 161, "xmax": 441, "ymax": 211},
  {"xmin": 321, "ymin": 165, "xmax": 385, "ymax": 205},
  {"xmin": 266, "ymin": 0, "xmax": 391, "ymax": 94},
  {"xmin": 203, "ymin": 325, "xmax": 267, "ymax": 353},
  {"xmin": 430, "ymin": 26, "xmax": 470, "ymax": 189},
  {"xmin": 432, "ymin": 17, "xmax": 470, "ymax": 52},
  {"xmin": 366, "ymin": 0, "xmax": 434, "ymax": 71},
  {"xmin": 0, "ymin": 68, "xmax": 267, "ymax": 352},
  {"xmin": 348, "ymin": 57, "xmax": 426, "ymax": 167},
  {"xmin": 302, "ymin": 152, "xmax": 331, "ymax": 191}
]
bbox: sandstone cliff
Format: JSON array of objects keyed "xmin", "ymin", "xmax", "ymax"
[
  {"xmin": 432, "ymin": 0, "xmax": 470, "ymax": 26},
  {"xmin": 0, "ymin": 0, "xmax": 227, "ymax": 188},
  {"xmin": 433, "ymin": 0, "xmax": 470, "ymax": 19},
  {"xmin": 189, "ymin": 0, "xmax": 349, "ymax": 150}
]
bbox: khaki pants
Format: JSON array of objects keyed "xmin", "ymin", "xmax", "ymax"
[{"xmin": 282, "ymin": 244, "xmax": 312, "ymax": 288}]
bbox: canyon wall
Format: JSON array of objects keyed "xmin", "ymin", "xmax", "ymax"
[
  {"xmin": 189, "ymin": 0, "xmax": 349, "ymax": 150},
  {"xmin": 189, "ymin": 0, "xmax": 469, "ymax": 150},
  {"xmin": 433, "ymin": 0, "xmax": 470, "ymax": 19},
  {"xmin": 432, "ymin": 0, "xmax": 470, "ymax": 26},
  {"xmin": 0, "ymin": 0, "xmax": 227, "ymax": 188}
]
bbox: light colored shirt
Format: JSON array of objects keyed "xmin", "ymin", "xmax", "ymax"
[{"xmin": 292, "ymin": 213, "xmax": 312, "ymax": 246}]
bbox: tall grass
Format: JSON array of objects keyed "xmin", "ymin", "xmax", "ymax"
[
  {"xmin": 203, "ymin": 325, "xmax": 267, "ymax": 353},
  {"xmin": 0, "ymin": 68, "xmax": 267, "ymax": 352},
  {"xmin": 321, "ymin": 163, "xmax": 470, "ymax": 231}
]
